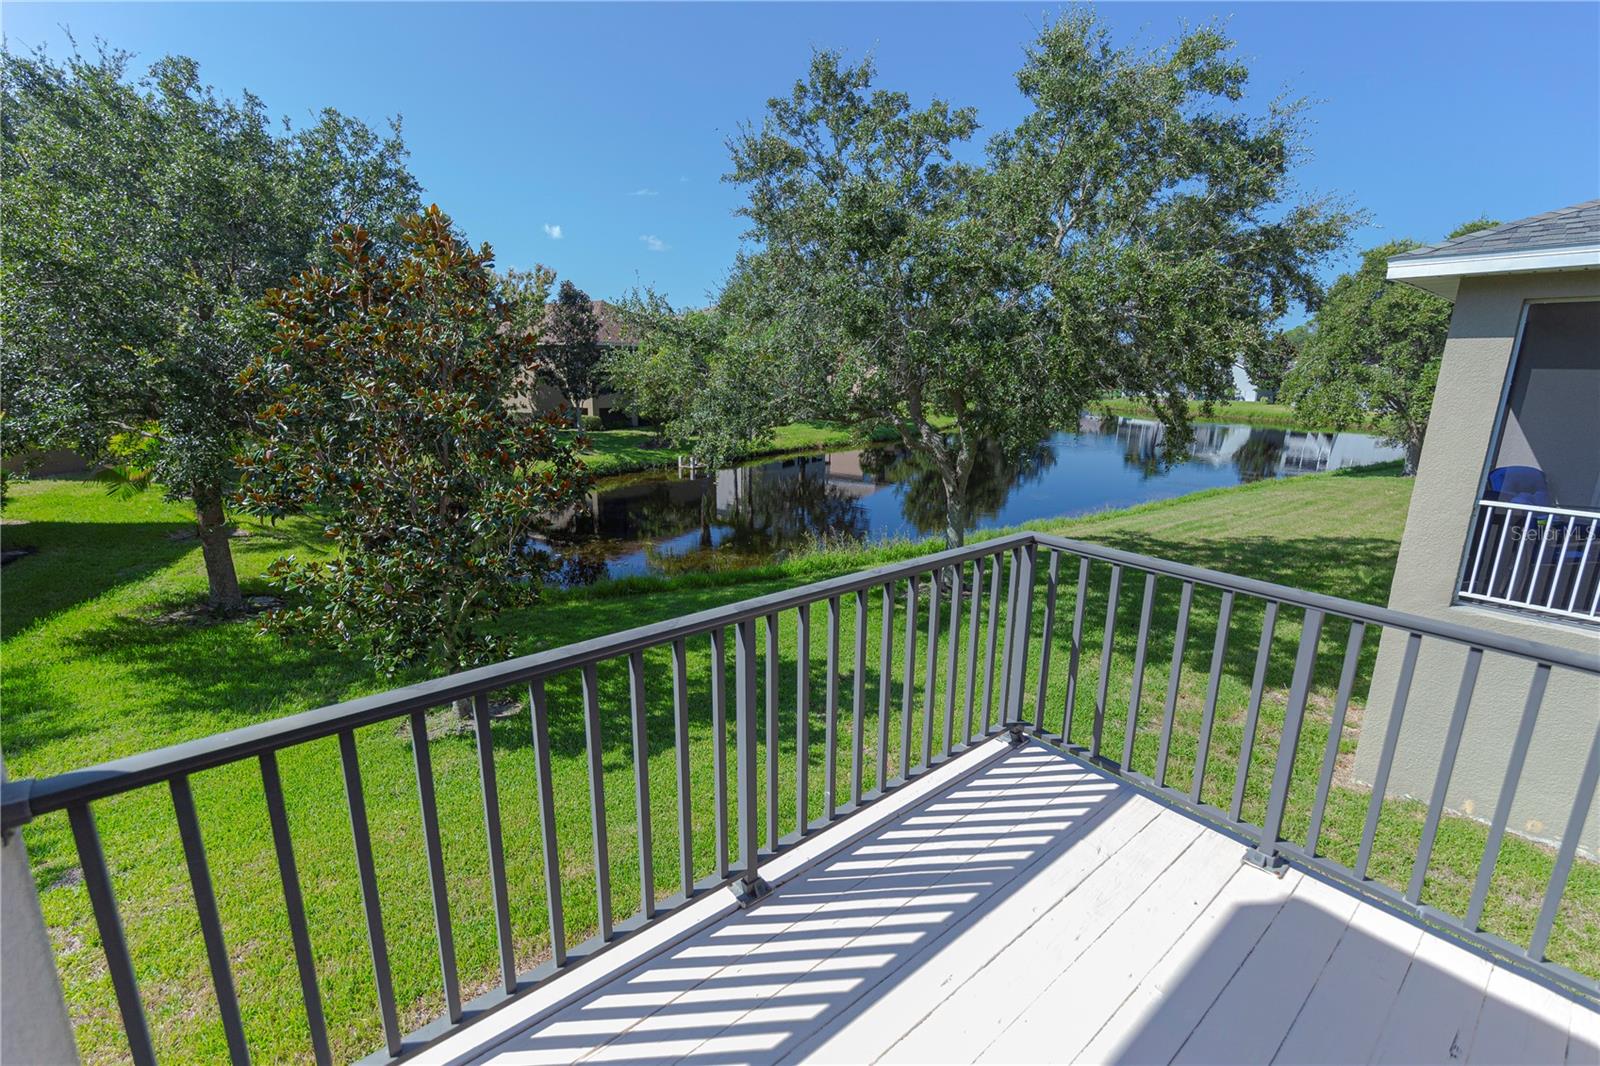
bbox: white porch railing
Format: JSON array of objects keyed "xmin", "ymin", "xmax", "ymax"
[{"xmin": 1459, "ymin": 499, "xmax": 1600, "ymax": 624}]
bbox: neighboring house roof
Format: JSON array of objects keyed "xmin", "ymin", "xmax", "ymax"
[
  {"xmin": 1386, "ymin": 200, "xmax": 1600, "ymax": 300},
  {"xmin": 536, "ymin": 301, "xmax": 637, "ymax": 347}
]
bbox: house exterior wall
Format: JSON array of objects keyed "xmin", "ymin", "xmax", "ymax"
[{"xmin": 1353, "ymin": 270, "xmax": 1600, "ymax": 857}]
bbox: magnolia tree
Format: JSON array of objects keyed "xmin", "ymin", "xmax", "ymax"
[
  {"xmin": 0, "ymin": 46, "xmax": 419, "ymax": 611},
  {"xmin": 615, "ymin": 14, "xmax": 1354, "ymax": 545},
  {"xmin": 1284, "ymin": 220, "xmax": 1499, "ymax": 474},
  {"xmin": 237, "ymin": 208, "xmax": 591, "ymax": 698}
]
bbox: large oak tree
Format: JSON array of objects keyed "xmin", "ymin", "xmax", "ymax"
[
  {"xmin": 616, "ymin": 14, "xmax": 1355, "ymax": 545},
  {"xmin": 0, "ymin": 46, "xmax": 418, "ymax": 610}
]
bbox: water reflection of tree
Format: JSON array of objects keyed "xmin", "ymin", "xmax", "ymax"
[
  {"xmin": 1232, "ymin": 430, "xmax": 1287, "ymax": 482},
  {"xmin": 862, "ymin": 439, "xmax": 1057, "ymax": 539},
  {"xmin": 717, "ymin": 461, "xmax": 870, "ymax": 552}
]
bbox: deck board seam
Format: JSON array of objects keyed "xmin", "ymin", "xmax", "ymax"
[{"xmin": 972, "ymin": 819, "xmax": 1217, "ymax": 1063}]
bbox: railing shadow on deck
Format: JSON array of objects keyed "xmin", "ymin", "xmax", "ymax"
[
  {"xmin": 447, "ymin": 745, "xmax": 1586, "ymax": 1066},
  {"xmin": 452, "ymin": 746, "xmax": 1134, "ymax": 1065}
]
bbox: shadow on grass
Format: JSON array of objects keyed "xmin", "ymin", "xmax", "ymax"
[{"xmin": 1, "ymin": 519, "xmax": 198, "ymax": 636}]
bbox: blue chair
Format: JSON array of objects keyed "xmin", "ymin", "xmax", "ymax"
[{"xmin": 1485, "ymin": 465, "xmax": 1553, "ymax": 506}]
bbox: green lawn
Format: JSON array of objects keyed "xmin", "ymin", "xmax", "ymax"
[
  {"xmin": 574, "ymin": 419, "xmax": 871, "ymax": 478},
  {"xmin": 2, "ymin": 467, "xmax": 1593, "ymax": 1063},
  {"xmin": 1098, "ymin": 396, "xmax": 1374, "ymax": 432}
]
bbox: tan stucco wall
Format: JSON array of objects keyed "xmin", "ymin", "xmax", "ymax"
[{"xmin": 1353, "ymin": 271, "xmax": 1600, "ymax": 857}]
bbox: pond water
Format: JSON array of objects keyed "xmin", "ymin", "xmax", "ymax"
[{"xmin": 533, "ymin": 415, "xmax": 1403, "ymax": 584}]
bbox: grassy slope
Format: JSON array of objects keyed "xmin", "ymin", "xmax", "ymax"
[{"xmin": 2, "ymin": 469, "xmax": 1593, "ymax": 1063}]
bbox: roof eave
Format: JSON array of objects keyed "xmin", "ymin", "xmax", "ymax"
[{"xmin": 1385, "ymin": 244, "xmax": 1600, "ymax": 302}]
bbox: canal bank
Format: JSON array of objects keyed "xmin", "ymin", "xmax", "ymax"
[{"xmin": 537, "ymin": 415, "xmax": 1405, "ymax": 584}]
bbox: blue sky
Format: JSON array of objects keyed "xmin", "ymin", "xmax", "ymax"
[{"xmin": 6, "ymin": 2, "xmax": 1598, "ymax": 310}]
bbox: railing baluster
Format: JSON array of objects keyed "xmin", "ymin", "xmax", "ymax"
[
  {"xmin": 1468, "ymin": 664, "xmax": 1550, "ymax": 928},
  {"xmin": 942, "ymin": 564, "xmax": 962, "ymax": 758},
  {"xmin": 852, "ymin": 590, "xmax": 868, "ymax": 801},
  {"xmin": 406, "ymin": 715, "xmax": 461, "ymax": 1022},
  {"xmin": 1123, "ymin": 573, "xmax": 1157, "ymax": 772},
  {"xmin": 1485, "ymin": 504, "xmax": 1514, "ymax": 597},
  {"xmin": 998, "ymin": 548, "xmax": 1021, "ymax": 721},
  {"xmin": 169, "ymin": 775, "xmax": 250, "ymax": 1064},
  {"xmin": 826, "ymin": 596, "xmax": 841, "ymax": 816},
  {"xmin": 627, "ymin": 652, "xmax": 655, "ymax": 920},
  {"xmin": 260, "ymin": 753, "xmax": 331, "ymax": 1066},
  {"xmin": 1355, "ymin": 631, "xmax": 1422, "ymax": 880},
  {"xmin": 902, "ymin": 576, "xmax": 918, "ymax": 778},
  {"xmin": 338, "ymin": 729, "xmax": 401, "ymax": 1054},
  {"xmin": 923, "ymin": 566, "xmax": 942, "ymax": 767},
  {"xmin": 734, "ymin": 618, "xmax": 761, "ymax": 891},
  {"xmin": 1306, "ymin": 620, "xmax": 1364, "ymax": 853},
  {"xmin": 1529, "ymin": 715, "xmax": 1600, "ymax": 958},
  {"xmin": 878, "ymin": 583, "xmax": 893, "ymax": 789},
  {"xmin": 1507, "ymin": 510, "xmax": 1535, "ymax": 601},
  {"xmin": 710, "ymin": 629, "xmax": 729, "ymax": 880},
  {"xmin": 1033, "ymin": 550, "xmax": 1060, "ymax": 732},
  {"xmin": 1191, "ymin": 590, "xmax": 1234, "ymax": 805},
  {"xmin": 764, "ymin": 613, "xmax": 780, "ymax": 850},
  {"xmin": 1466, "ymin": 503, "xmax": 1494, "ymax": 596},
  {"xmin": 580, "ymin": 663, "xmax": 613, "ymax": 940},
  {"xmin": 1006, "ymin": 544, "xmax": 1038, "ymax": 728},
  {"xmin": 1567, "ymin": 518, "xmax": 1596, "ymax": 615},
  {"xmin": 1545, "ymin": 518, "xmax": 1577, "ymax": 609},
  {"xmin": 672, "ymin": 638, "xmax": 693, "ymax": 898},
  {"xmin": 796, "ymin": 603, "xmax": 811, "ymax": 835},
  {"xmin": 982, "ymin": 559, "xmax": 1001, "ymax": 735},
  {"xmin": 1156, "ymin": 580, "xmax": 1194, "ymax": 787},
  {"xmin": 1251, "ymin": 609, "xmax": 1324, "ymax": 869},
  {"xmin": 68, "ymin": 802, "xmax": 157, "ymax": 1066},
  {"xmin": 1407, "ymin": 647, "xmax": 1482, "ymax": 903},
  {"xmin": 1064, "ymin": 556, "xmax": 1088, "ymax": 746},
  {"xmin": 1093, "ymin": 564, "xmax": 1122, "ymax": 760},
  {"xmin": 963, "ymin": 559, "xmax": 982, "ymax": 746},
  {"xmin": 1231, "ymin": 601, "xmax": 1279, "ymax": 822},
  {"xmin": 528, "ymin": 679, "xmax": 566, "ymax": 967},
  {"xmin": 471, "ymin": 695, "xmax": 517, "ymax": 993}
]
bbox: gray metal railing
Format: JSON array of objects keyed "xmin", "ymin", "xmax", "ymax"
[{"xmin": 3, "ymin": 530, "xmax": 1598, "ymax": 1064}]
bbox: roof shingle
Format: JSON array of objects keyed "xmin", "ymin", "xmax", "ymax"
[{"xmin": 1388, "ymin": 200, "xmax": 1600, "ymax": 264}]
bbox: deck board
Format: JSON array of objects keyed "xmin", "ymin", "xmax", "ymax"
[{"xmin": 425, "ymin": 741, "xmax": 1594, "ymax": 1066}]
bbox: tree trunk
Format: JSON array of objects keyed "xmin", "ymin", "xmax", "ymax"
[
  {"xmin": 941, "ymin": 469, "xmax": 965, "ymax": 548},
  {"xmin": 1403, "ymin": 438, "xmax": 1422, "ymax": 477},
  {"xmin": 194, "ymin": 491, "xmax": 244, "ymax": 614}
]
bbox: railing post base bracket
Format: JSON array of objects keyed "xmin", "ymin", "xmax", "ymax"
[
  {"xmin": 1242, "ymin": 848, "xmax": 1290, "ymax": 877},
  {"xmin": 732, "ymin": 877, "xmax": 772, "ymax": 908},
  {"xmin": 1004, "ymin": 722, "xmax": 1031, "ymax": 747}
]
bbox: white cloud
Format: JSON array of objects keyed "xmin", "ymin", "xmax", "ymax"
[
  {"xmin": 640, "ymin": 234, "xmax": 669, "ymax": 253},
  {"xmin": 628, "ymin": 188, "xmax": 659, "ymax": 197},
  {"xmin": 543, "ymin": 223, "xmax": 564, "ymax": 240}
]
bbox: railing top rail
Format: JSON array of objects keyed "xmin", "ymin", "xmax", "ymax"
[
  {"xmin": 0, "ymin": 533, "xmax": 1033, "ymax": 830},
  {"xmin": 7, "ymin": 527, "xmax": 1597, "ymax": 833},
  {"xmin": 1474, "ymin": 499, "xmax": 1600, "ymax": 520},
  {"xmin": 1031, "ymin": 533, "xmax": 1600, "ymax": 673}
]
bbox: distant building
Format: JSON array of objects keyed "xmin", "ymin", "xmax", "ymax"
[{"xmin": 510, "ymin": 300, "xmax": 640, "ymax": 423}]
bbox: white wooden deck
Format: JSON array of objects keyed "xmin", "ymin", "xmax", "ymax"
[{"xmin": 419, "ymin": 742, "xmax": 1598, "ymax": 1066}]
